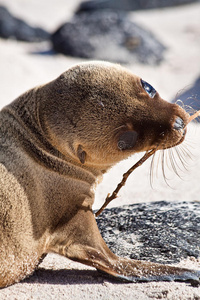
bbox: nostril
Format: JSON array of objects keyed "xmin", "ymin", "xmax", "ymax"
[{"xmin": 173, "ymin": 117, "xmax": 185, "ymax": 131}]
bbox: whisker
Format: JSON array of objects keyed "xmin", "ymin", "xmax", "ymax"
[
  {"xmin": 154, "ymin": 150, "xmax": 162, "ymax": 179},
  {"xmin": 161, "ymin": 150, "xmax": 171, "ymax": 187},
  {"xmin": 150, "ymin": 152, "xmax": 155, "ymax": 188},
  {"xmin": 180, "ymin": 138, "xmax": 196, "ymax": 160},
  {"xmin": 169, "ymin": 148, "xmax": 181, "ymax": 177},
  {"xmin": 174, "ymin": 86, "xmax": 192, "ymax": 103},
  {"xmin": 155, "ymin": 150, "xmax": 161, "ymax": 176},
  {"xmin": 176, "ymin": 145, "xmax": 192, "ymax": 168},
  {"xmin": 150, "ymin": 149, "xmax": 162, "ymax": 188},
  {"xmin": 175, "ymin": 97, "xmax": 200, "ymax": 123},
  {"xmin": 174, "ymin": 147, "xmax": 188, "ymax": 172},
  {"xmin": 182, "ymin": 140, "xmax": 195, "ymax": 154},
  {"xmin": 173, "ymin": 148, "xmax": 185, "ymax": 171},
  {"xmin": 175, "ymin": 99, "xmax": 184, "ymax": 107},
  {"xmin": 150, "ymin": 138, "xmax": 195, "ymax": 187},
  {"xmin": 165, "ymin": 148, "xmax": 171, "ymax": 170}
]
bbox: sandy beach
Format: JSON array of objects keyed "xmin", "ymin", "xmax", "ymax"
[{"xmin": 0, "ymin": 0, "xmax": 200, "ymax": 298}]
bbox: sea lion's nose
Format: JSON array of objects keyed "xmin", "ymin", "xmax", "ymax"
[{"xmin": 173, "ymin": 117, "xmax": 185, "ymax": 131}]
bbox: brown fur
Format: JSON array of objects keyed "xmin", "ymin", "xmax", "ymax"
[{"xmin": 0, "ymin": 61, "xmax": 198, "ymax": 287}]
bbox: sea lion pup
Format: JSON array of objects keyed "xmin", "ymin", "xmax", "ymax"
[{"xmin": 0, "ymin": 61, "xmax": 199, "ymax": 288}]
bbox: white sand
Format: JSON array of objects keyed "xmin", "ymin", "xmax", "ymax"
[{"xmin": 0, "ymin": 0, "xmax": 200, "ymax": 298}]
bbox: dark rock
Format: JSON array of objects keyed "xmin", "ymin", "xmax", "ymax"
[
  {"xmin": 172, "ymin": 76, "xmax": 200, "ymax": 117},
  {"xmin": 0, "ymin": 6, "xmax": 49, "ymax": 42},
  {"xmin": 77, "ymin": 0, "xmax": 199, "ymax": 13},
  {"xmin": 96, "ymin": 201, "xmax": 200, "ymax": 264},
  {"xmin": 51, "ymin": 11, "xmax": 165, "ymax": 65}
]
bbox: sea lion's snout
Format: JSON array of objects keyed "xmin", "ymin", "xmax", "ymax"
[
  {"xmin": 170, "ymin": 114, "xmax": 187, "ymax": 148},
  {"xmin": 153, "ymin": 106, "xmax": 189, "ymax": 151},
  {"xmin": 173, "ymin": 117, "xmax": 185, "ymax": 131},
  {"xmin": 173, "ymin": 117, "xmax": 185, "ymax": 130},
  {"xmin": 173, "ymin": 116, "xmax": 187, "ymax": 144}
]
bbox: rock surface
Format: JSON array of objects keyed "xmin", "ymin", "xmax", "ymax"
[
  {"xmin": 51, "ymin": 11, "xmax": 165, "ymax": 64},
  {"xmin": 0, "ymin": 6, "xmax": 49, "ymax": 42},
  {"xmin": 77, "ymin": 0, "xmax": 199, "ymax": 13},
  {"xmin": 96, "ymin": 201, "xmax": 200, "ymax": 264}
]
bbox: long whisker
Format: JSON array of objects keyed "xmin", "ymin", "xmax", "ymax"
[
  {"xmin": 161, "ymin": 150, "xmax": 172, "ymax": 186},
  {"xmin": 150, "ymin": 151, "xmax": 157, "ymax": 188},
  {"xmin": 175, "ymin": 147, "xmax": 190, "ymax": 171},
  {"xmin": 169, "ymin": 148, "xmax": 181, "ymax": 177},
  {"xmin": 174, "ymin": 86, "xmax": 192, "ymax": 103},
  {"xmin": 161, "ymin": 150, "xmax": 165, "ymax": 180},
  {"xmin": 174, "ymin": 147, "xmax": 188, "ymax": 172},
  {"xmin": 173, "ymin": 148, "xmax": 185, "ymax": 171},
  {"xmin": 179, "ymin": 143, "xmax": 193, "ymax": 161}
]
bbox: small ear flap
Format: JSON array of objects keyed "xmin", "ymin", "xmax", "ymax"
[
  {"xmin": 118, "ymin": 131, "xmax": 138, "ymax": 151},
  {"xmin": 77, "ymin": 145, "xmax": 86, "ymax": 164}
]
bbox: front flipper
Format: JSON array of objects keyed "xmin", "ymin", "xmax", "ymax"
[
  {"xmin": 49, "ymin": 208, "xmax": 200, "ymax": 285},
  {"xmin": 66, "ymin": 244, "xmax": 200, "ymax": 285},
  {"xmin": 103, "ymin": 258, "xmax": 200, "ymax": 286}
]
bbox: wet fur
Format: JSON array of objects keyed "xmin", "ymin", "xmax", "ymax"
[{"xmin": 0, "ymin": 61, "xmax": 199, "ymax": 287}]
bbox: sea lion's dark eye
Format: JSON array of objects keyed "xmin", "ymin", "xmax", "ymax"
[{"xmin": 141, "ymin": 79, "xmax": 156, "ymax": 98}]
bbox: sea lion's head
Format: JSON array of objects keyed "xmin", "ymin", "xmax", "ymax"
[{"xmin": 39, "ymin": 61, "xmax": 189, "ymax": 169}]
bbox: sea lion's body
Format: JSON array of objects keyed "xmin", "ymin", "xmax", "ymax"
[{"xmin": 0, "ymin": 61, "xmax": 199, "ymax": 287}]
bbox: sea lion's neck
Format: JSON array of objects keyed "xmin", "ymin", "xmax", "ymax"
[
  {"xmin": 5, "ymin": 87, "xmax": 56, "ymax": 154},
  {"xmin": 3, "ymin": 89, "xmax": 103, "ymax": 183}
]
